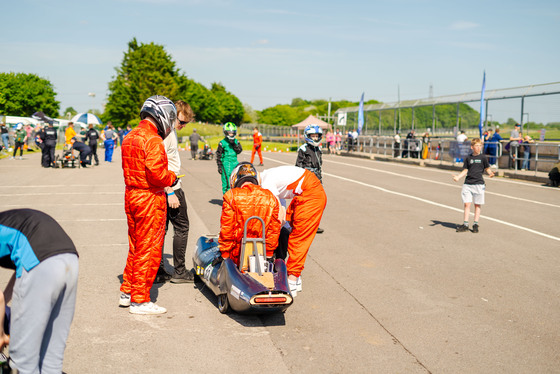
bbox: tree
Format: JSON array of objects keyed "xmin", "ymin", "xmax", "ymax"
[
  {"xmin": 0, "ymin": 72, "xmax": 60, "ymax": 117},
  {"xmin": 63, "ymin": 107, "xmax": 78, "ymax": 119},
  {"xmin": 258, "ymin": 104, "xmax": 307, "ymax": 126},
  {"xmin": 104, "ymin": 38, "xmax": 181, "ymax": 126},
  {"xmin": 242, "ymin": 103, "xmax": 257, "ymax": 124},
  {"xmin": 177, "ymin": 77, "xmax": 223, "ymax": 123},
  {"xmin": 211, "ymin": 83, "xmax": 244, "ymax": 125}
]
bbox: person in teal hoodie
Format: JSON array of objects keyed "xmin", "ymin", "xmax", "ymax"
[{"xmin": 216, "ymin": 122, "xmax": 242, "ymax": 194}]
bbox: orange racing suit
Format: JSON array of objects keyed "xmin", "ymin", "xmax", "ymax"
[
  {"xmin": 120, "ymin": 120, "xmax": 177, "ymax": 304},
  {"xmin": 219, "ymin": 183, "xmax": 281, "ymax": 266},
  {"xmin": 250, "ymin": 130, "xmax": 263, "ymax": 165},
  {"xmin": 261, "ymin": 166, "xmax": 327, "ymax": 278}
]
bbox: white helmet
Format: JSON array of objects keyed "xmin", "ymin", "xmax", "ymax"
[
  {"xmin": 16, "ymin": 122, "xmax": 23, "ymax": 130},
  {"xmin": 140, "ymin": 95, "xmax": 177, "ymax": 139},
  {"xmin": 304, "ymin": 124, "xmax": 323, "ymax": 147}
]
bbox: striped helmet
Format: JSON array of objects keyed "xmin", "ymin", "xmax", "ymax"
[{"xmin": 140, "ymin": 95, "xmax": 177, "ymax": 139}]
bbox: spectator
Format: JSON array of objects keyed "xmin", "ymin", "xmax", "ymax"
[
  {"xmin": 452, "ymin": 138, "xmax": 494, "ymax": 233},
  {"xmin": 456, "ymin": 130, "xmax": 468, "ymax": 163},
  {"xmin": 251, "ymin": 126, "xmax": 264, "ymax": 165},
  {"xmin": 483, "ymin": 128, "xmax": 493, "ymax": 155},
  {"xmin": 521, "ymin": 135, "xmax": 534, "ymax": 171},
  {"xmin": 1, "ymin": 123, "xmax": 9, "ymax": 152},
  {"xmin": 64, "ymin": 122, "xmax": 76, "ymax": 150},
  {"xmin": 85, "ymin": 123, "xmax": 100, "ymax": 166},
  {"xmin": 261, "ymin": 165, "xmax": 327, "ymax": 296},
  {"xmin": 102, "ymin": 124, "xmax": 118, "ymax": 162},
  {"xmin": 509, "ymin": 123, "xmax": 523, "ymax": 169},
  {"xmin": 0, "ymin": 208, "xmax": 79, "ymax": 373},
  {"xmin": 335, "ymin": 129, "xmax": 342, "ymax": 152},
  {"xmin": 10, "ymin": 123, "xmax": 27, "ymax": 160},
  {"xmin": 488, "ymin": 128, "xmax": 503, "ymax": 166},
  {"xmin": 216, "ymin": 122, "xmax": 242, "ymax": 195},
  {"xmin": 351, "ymin": 129, "xmax": 358, "ymax": 151},
  {"xmin": 189, "ymin": 128, "xmax": 202, "ymax": 160},
  {"xmin": 325, "ymin": 130, "xmax": 336, "ymax": 155},
  {"xmin": 346, "ymin": 131, "xmax": 353, "ymax": 152},
  {"xmin": 155, "ymin": 100, "xmax": 196, "ymax": 284},
  {"xmin": 124, "ymin": 125, "xmax": 132, "ymax": 137},
  {"xmin": 215, "ymin": 162, "xmax": 281, "ymax": 267},
  {"xmin": 119, "ymin": 95, "xmax": 178, "ymax": 315},
  {"xmin": 118, "ymin": 127, "xmax": 125, "ymax": 147},
  {"xmin": 404, "ymin": 129, "xmax": 417, "ymax": 158},
  {"xmin": 24, "ymin": 124, "xmax": 33, "ymax": 150},
  {"xmin": 421, "ymin": 132, "xmax": 430, "ymax": 159},
  {"xmin": 393, "ymin": 132, "xmax": 401, "ymax": 158},
  {"xmin": 548, "ymin": 160, "xmax": 560, "ymax": 187}
]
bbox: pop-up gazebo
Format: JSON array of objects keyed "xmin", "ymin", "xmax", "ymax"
[{"xmin": 291, "ymin": 115, "xmax": 331, "ymax": 146}]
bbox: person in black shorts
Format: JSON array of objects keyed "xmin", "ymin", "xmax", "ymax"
[{"xmin": 452, "ymin": 138, "xmax": 494, "ymax": 233}]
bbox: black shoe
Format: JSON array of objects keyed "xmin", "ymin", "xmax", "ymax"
[
  {"xmin": 170, "ymin": 269, "xmax": 195, "ymax": 284},
  {"xmin": 456, "ymin": 225, "xmax": 469, "ymax": 233},
  {"xmin": 472, "ymin": 224, "xmax": 479, "ymax": 233},
  {"xmin": 316, "ymin": 227, "xmax": 324, "ymax": 234},
  {"xmin": 154, "ymin": 270, "xmax": 172, "ymax": 284},
  {"xmin": 259, "ymin": 163, "xmax": 264, "ymax": 166}
]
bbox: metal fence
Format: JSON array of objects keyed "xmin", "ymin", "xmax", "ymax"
[
  {"xmin": 333, "ymin": 82, "xmax": 560, "ymax": 138},
  {"xmin": 346, "ymin": 136, "xmax": 559, "ymax": 174}
]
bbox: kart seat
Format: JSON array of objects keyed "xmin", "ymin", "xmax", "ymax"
[{"xmin": 239, "ymin": 216, "xmax": 267, "ymax": 275}]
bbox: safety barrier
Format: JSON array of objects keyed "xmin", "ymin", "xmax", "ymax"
[{"xmin": 348, "ymin": 136, "xmax": 559, "ymax": 173}]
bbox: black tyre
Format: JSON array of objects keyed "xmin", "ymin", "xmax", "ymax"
[{"xmin": 217, "ymin": 294, "xmax": 229, "ymax": 314}]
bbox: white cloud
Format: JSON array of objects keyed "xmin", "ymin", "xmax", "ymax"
[
  {"xmin": 253, "ymin": 39, "xmax": 269, "ymax": 45},
  {"xmin": 450, "ymin": 21, "xmax": 479, "ymax": 30}
]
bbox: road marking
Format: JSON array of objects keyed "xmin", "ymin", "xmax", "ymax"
[
  {"xmin": 0, "ymin": 192, "xmax": 123, "ymax": 197},
  {"xmin": 0, "ymin": 203, "xmax": 123, "ymax": 208},
  {"xmin": 0, "ymin": 184, "xmax": 123, "ymax": 189},
  {"xmin": 324, "ymin": 156, "xmax": 556, "ymax": 190},
  {"xmin": 323, "ymin": 159, "xmax": 560, "ymax": 209},
  {"xmin": 264, "ymin": 157, "xmax": 560, "ymax": 242}
]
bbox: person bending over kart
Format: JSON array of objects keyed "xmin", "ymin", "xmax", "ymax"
[
  {"xmin": 70, "ymin": 137, "xmax": 92, "ymax": 168},
  {"xmin": 216, "ymin": 122, "xmax": 242, "ymax": 195},
  {"xmin": 261, "ymin": 165, "xmax": 327, "ymax": 296},
  {"xmin": 215, "ymin": 162, "xmax": 281, "ymax": 267}
]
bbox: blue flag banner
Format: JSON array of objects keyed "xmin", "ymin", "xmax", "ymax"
[
  {"xmin": 358, "ymin": 92, "xmax": 365, "ymax": 135},
  {"xmin": 479, "ymin": 71, "xmax": 486, "ymax": 139}
]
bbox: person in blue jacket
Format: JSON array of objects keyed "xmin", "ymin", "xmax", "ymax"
[
  {"xmin": 71, "ymin": 137, "xmax": 92, "ymax": 167},
  {"xmin": 0, "ymin": 209, "xmax": 79, "ymax": 373}
]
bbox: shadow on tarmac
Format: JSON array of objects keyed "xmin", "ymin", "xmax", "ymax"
[
  {"xmin": 429, "ymin": 220, "xmax": 458, "ymax": 230},
  {"xmin": 208, "ymin": 199, "xmax": 223, "ymax": 206}
]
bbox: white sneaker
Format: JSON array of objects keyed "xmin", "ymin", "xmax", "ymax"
[
  {"xmin": 288, "ymin": 279, "xmax": 298, "ymax": 297},
  {"xmin": 296, "ymin": 276, "xmax": 302, "ymax": 292},
  {"xmin": 129, "ymin": 302, "xmax": 167, "ymax": 315},
  {"xmin": 18, "ymin": 156, "xmax": 22, "ymax": 160},
  {"xmin": 119, "ymin": 292, "xmax": 131, "ymax": 307}
]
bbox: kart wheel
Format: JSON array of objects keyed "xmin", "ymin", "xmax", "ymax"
[{"xmin": 217, "ymin": 294, "xmax": 229, "ymax": 314}]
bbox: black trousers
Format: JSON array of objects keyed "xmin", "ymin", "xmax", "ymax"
[
  {"xmin": 159, "ymin": 188, "xmax": 190, "ymax": 274},
  {"xmin": 13, "ymin": 141, "xmax": 24, "ymax": 157},
  {"xmin": 88, "ymin": 143, "xmax": 99, "ymax": 164},
  {"xmin": 42, "ymin": 144, "xmax": 56, "ymax": 167}
]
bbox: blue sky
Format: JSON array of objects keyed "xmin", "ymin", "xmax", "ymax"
[{"xmin": 2, "ymin": 0, "xmax": 559, "ymax": 122}]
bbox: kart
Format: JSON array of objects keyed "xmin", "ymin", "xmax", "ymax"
[
  {"xmin": 193, "ymin": 216, "xmax": 293, "ymax": 314},
  {"xmin": 197, "ymin": 143, "xmax": 213, "ymax": 160},
  {"xmin": 54, "ymin": 149, "xmax": 78, "ymax": 168}
]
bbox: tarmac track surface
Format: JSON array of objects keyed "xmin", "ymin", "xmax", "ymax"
[{"xmin": 0, "ymin": 149, "xmax": 558, "ymax": 374}]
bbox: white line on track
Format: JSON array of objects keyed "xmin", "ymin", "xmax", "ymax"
[
  {"xmin": 324, "ymin": 155, "xmax": 557, "ymax": 190},
  {"xmin": 0, "ymin": 192, "xmax": 122, "ymax": 197},
  {"xmin": 324, "ymin": 159, "xmax": 560, "ymax": 209},
  {"xmin": 264, "ymin": 156, "xmax": 560, "ymax": 242},
  {"xmin": 0, "ymin": 185, "xmax": 123, "ymax": 189}
]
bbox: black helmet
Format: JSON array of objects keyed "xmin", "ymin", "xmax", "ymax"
[
  {"xmin": 140, "ymin": 95, "xmax": 177, "ymax": 139},
  {"xmin": 230, "ymin": 162, "xmax": 260, "ymax": 188}
]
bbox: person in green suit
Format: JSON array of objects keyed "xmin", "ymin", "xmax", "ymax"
[{"xmin": 216, "ymin": 122, "xmax": 242, "ymax": 194}]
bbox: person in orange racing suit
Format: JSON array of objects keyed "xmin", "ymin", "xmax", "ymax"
[
  {"xmin": 250, "ymin": 127, "xmax": 263, "ymax": 166},
  {"xmin": 119, "ymin": 95, "xmax": 178, "ymax": 315},
  {"xmin": 260, "ymin": 165, "xmax": 327, "ymax": 296},
  {"xmin": 217, "ymin": 162, "xmax": 281, "ymax": 267}
]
